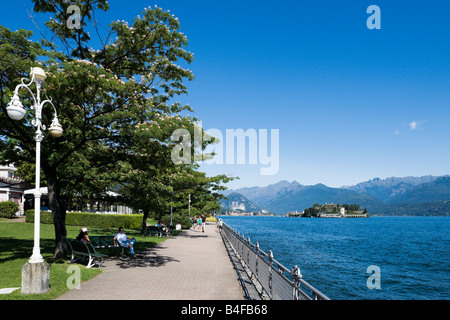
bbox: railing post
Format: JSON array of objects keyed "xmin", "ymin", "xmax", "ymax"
[
  {"xmin": 268, "ymin": 250, "xmax": 274, "ymax": 299},
  {"xmin": 247, "ymin": 237, "xmax": 251, "ymax": 266},
  {"xmin": 292, "ymin": 265, "xmax": 302, "ymax": 300},
  {"xmin": 255, "ymin": 242, "xmax": 259, "ymax": 279},
  {"xmin": 241, "ymin": 234, "xmax": 245, "ymax": 257},
  {"xmin": 236, "ymin": 231, "xmax": 240, "ymax": 256},
  {"xmin": 239, "ymin": 233, "xmax": 243, "ymax": 258}
]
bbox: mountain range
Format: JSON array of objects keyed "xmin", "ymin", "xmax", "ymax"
[
  {"xmin": 220, "ymin": 175, "xmax": 450, "ymax": 216},
  {"xmin": 219, "ymin": 192, "xmax": 267, "ymax": 214}
]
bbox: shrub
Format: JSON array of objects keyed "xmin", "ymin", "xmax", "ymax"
[
  {"xmin": 160, "ymin": 214, "xmax": 192, "ymax": 229},
  {"xmin": 0, "ymin": 201, "xmax": 19, "ymax": 219},
  {"xmin": 25, "ymin": 210, "xmax": 142, "ymax": 229}
]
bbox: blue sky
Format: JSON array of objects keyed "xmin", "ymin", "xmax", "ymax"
[{"xmin": 1, "ymin": 0, "xmax": 449, "ymax": 189}]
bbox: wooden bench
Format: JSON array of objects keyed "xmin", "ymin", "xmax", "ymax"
[{"xmin": 66, "ymin": 239, "xmax": 108, "ymax": 268}]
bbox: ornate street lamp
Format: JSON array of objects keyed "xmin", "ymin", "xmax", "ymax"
[{"xmin": 6, "ymin": 67, "xmax": 63, "ymax": 293}]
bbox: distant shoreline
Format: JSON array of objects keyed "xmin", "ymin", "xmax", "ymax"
[{"xmin": 218, "ymin": 214, "xmax": 450, "ymax": 218}]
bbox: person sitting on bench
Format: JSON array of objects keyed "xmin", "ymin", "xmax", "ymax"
[
  {"xmin": 113, "ymin": 227, "xmax": 136, "ymax": 259},
  {"xmin": 76, "ymin": 227, "xmax": 91, "ymax": 242}
]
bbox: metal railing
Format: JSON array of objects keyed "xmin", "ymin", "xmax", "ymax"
[{"xmin": 221, "ymin": 222, "xmax": 330, "ymax": 300}]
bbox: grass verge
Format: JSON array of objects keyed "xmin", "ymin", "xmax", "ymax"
[{"xmin": 0, "ymin": 220, "xmax": 167, "ymax": 300}]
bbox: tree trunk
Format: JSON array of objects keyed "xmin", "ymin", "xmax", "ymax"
[
  {"xmin": 46, "ymin": 168, "xmax": 67, "ymax": 259},
  {"xmin": 141, "ymin": 208, "xmax": 149, "ymax": 235}
]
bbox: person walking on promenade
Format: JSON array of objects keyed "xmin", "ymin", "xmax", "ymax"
[
  {"xmin": 201, "ymin": 214, "xmax": 206, "ymax": 233},
  {"xmin": 197, "ymin": 216, "xmax": 202, "ymax": 232}
]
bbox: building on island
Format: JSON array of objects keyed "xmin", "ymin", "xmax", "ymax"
[
  {"xmin": 288, "ymin": 203, "xmax": 369, "ymax": 218},
  {"xmin": 319, "ymin": 203, "xmax": 368, "ymax": 218}
]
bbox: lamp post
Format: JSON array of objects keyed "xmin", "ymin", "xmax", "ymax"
[
  {"xmin": 170, "ymin": 197, "xmax": 173, "ymax": 226},
  {"xmin": 7, "ymin": 67, "xmax": 63, "ymax": 293}
]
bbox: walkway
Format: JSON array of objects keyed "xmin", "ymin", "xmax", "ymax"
[{"xmin": 56, "ymin": 223, "xmax": 245, "ymax": 300}]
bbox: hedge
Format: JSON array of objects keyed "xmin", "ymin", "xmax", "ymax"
[
  {"xmin": 0, "ymin": 201, "xmax": 19, "ymax": 219},
  {"xmin": 25, "ymin": 210, "xmax": 142, "ymax": 229}
]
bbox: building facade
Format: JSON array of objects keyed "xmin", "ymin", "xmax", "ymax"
[{"xmin": 0, "ymin": 164, "xmax": 26, "ymax": 215}]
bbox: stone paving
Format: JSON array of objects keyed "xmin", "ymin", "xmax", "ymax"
[{"xmin": 56, "ymin": 223, "xmax": 245, "ymax": 300}]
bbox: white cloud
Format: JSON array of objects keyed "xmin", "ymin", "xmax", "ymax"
[
  {"xmin": 409, "ymin": 120, "xmax": 426, "ymax": 131},
  {"xmin": 395, "ymin": 120, "xmax": 426, "ymax": 134}
]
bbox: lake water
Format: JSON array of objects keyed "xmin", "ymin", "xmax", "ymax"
[{"xmin": 219, "ymin": 215, "xmax": 450, "ymax": 300}]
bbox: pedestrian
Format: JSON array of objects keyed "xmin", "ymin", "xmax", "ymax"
[
  {"xmin": 197, "ymin": 216, "xmax": 202, "ymax": 232},
  {"xmin": 192, "ymin": 216, "xmax": 198, "ymax": 231},
  {"xmin": 201, "ymin": 214, "xmax": 206, "ymax": 232}
]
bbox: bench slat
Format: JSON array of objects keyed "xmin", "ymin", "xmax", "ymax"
[{"xmin": 90, "ymin": 236, "xmax": 116, "ymax": 249}]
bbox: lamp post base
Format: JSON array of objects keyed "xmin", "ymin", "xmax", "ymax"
[
  {"xmin": 21, "ymin": 261, "xmax": 50, "ymax": 294},
  {"xmin": 29, "ymin": 247, "xmax": 45, "ymax": 264}
]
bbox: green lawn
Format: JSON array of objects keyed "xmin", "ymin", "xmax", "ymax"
[{"xmin": 0, "ymin": 219, "xmax": 167, "ymax": 300}]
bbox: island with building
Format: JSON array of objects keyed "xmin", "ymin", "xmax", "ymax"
[{"xmin": 287, "ymin": 203, "xmax": 369, "ymax": 218}]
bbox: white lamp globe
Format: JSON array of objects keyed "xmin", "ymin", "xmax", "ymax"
[
  {"xmin": 7, "ymin": 94, "xmax": 26, "ymax": 121},
  {"xmin": 49, "ymin": 117, "xmax": 63, "ymax": 138},
  {"xmin": 31, "ymin": 67, "xmax": 47, "ymax": 82}
]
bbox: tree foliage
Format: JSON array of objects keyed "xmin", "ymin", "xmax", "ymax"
[
  {"xmin": 0, "ymin": 1, "xmax": 232, "ymax": 257},
  {"xmin": 0, "ymin": 201, "xmax": 19, "ymax": 219}
]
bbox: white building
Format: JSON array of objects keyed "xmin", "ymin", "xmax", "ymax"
[
  {"xmin": 2, "ymin": 165, "xmax": 133, "ymax": 215},
  {"xmin": 0, "ymin": 164, "xmax": 25, "ymax": 215}
]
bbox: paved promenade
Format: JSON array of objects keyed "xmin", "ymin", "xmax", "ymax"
[{"xmin": 57, "ymin": 223, "xmax": 245, "ymax": 300}]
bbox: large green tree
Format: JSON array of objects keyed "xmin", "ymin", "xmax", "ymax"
[
  {"xmin": 113, "ymin": 117, "xmax": 234, "ymax": 234},
  {"xmin": 1, "ymin": 1, "xmax": 228, "ymax": 258}
]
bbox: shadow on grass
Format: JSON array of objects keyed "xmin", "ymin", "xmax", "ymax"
[
  {"xmin": 0, "ymin": 225, "xmax": 184, "ymax": 270},
  {"xmin": 0, "ymin": 237, "xmax": 56, "ymax": 264}
]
